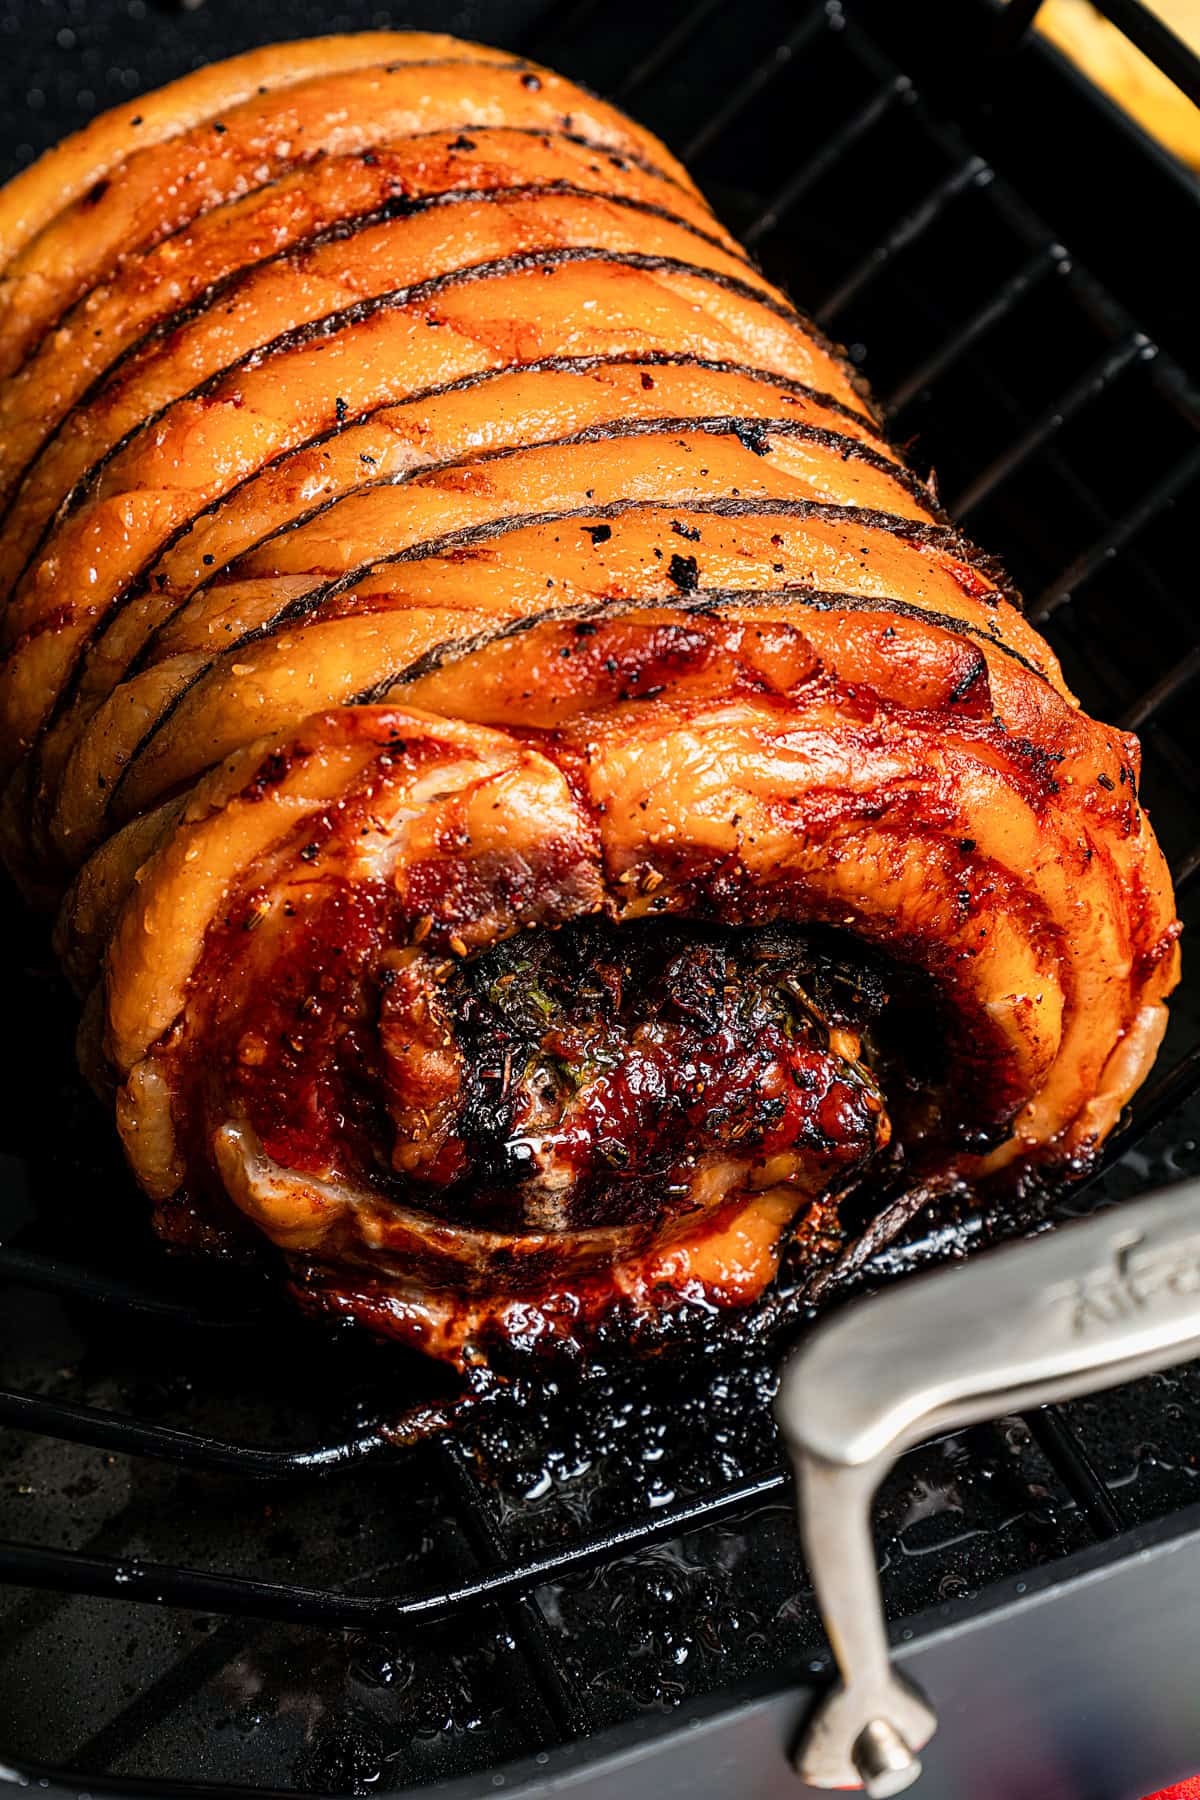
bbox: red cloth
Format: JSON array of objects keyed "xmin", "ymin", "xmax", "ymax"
[{"xmin": 1144, "ymin": 1784, "xmax": 1200, "ymax": 1799}]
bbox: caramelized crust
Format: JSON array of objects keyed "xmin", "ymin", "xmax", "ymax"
[{"xmin": 2, "ymin": 34, "xmax": 1179, "ymax": 1367}]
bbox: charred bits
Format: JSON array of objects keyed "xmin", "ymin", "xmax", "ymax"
[{"xmin": 667, "ymin": 553, "xmax": 700, "ymax": 593}]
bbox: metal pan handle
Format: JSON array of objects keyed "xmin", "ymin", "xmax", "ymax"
[{"xmin": 773, "ymin": 1176, "xmax": 1200, "ymax": 1796}]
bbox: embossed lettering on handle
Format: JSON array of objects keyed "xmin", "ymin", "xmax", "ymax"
[{"xmin": 774, "ymin": 1178, "xmax": 1200, "ymax": 1794}]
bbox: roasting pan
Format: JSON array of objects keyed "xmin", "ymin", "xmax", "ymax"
[{"xmin": 1, "ymin": 0, "xmax": 1200, "ymax": 1796}]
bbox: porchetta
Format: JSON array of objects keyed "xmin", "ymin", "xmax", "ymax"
[{"xmin": 0, "ymin": 33, "xmax": 1179, "ymax": 1366}]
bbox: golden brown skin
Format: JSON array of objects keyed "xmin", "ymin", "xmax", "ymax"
[{"xmin": 1, "ymin": 34, "xmax": 1180, "ymax": 1368}]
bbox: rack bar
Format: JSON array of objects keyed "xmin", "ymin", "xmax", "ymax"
[
  {"xmin": 439, "ymin": 1440, "xmax": 589, "ymax": 1739},
  {"xmin": 1091, "ymin": 0, "xmax": 1200, "ymax": 104},
  {"xmin": 679, "ymin": 11, "xmax": 830, "ymax": 163},
  {"xmin": 0, "ymin": 1388, "xmax": 400, "ymax": 1478},
  {"xmin": 614, "ymin": 0, "xmax": 728, "ymax": 99},
  {"xmin": 742, "ymin": 72, "xmax": 911, "ymax": 246},
  {"xmin": 885, "ymin": 241, "xmax": 1065, "ymax": 415},
  {"xmin": 949, "ymin": 333, "xmax": 1153, "ymax": 515},
  {"xmin": 1118, "ymin": 1042, "xmax": 1200, "ymax": 1154},
  {"xmin": 0, "ymin": 1468, "xmax": 787, "ymax": 1629},
  {"xmin": 815, "ymin": 156, "xmax": 992, "ymax": 325},
  {"xmin": 0, "ymin": 1246, "xmax": 261, "ymax": 1330},
  {"xmin": 1023, "ymin": 1405, "xmax": 1127, "ymax": 1538},
  {"xmin": 61, "ymin": 1620, "xmax": 261, "ymax": 1783},
  {"xmin": 1030, "ymin": 440, "xmax": 1200, "ymax": 623},
  {"xmin": 1119, "ymin": 642, "xmax": 1200, "ymax": 731}
]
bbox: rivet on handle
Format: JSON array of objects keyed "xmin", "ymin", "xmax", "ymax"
[{"xmin": 852, "ymin": 1718, "xmax": 923, "ymax": 1797}]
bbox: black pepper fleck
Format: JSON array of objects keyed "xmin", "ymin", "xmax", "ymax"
[{"xmin": 667, "ymin": 553, "xmax": 700, "ymax": 593}]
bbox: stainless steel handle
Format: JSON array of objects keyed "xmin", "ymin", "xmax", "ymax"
[{"xmin": 774, "ymin": 1176, "xmax": 1200, "ymax": 1795}]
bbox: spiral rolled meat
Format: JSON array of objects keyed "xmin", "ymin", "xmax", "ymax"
[{"xmin": 0, "ymin": 34, "xmax": 1180, "ymax": 1365}]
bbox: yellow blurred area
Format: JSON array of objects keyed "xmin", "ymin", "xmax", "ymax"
[{"xmin": 1036, "ymin": 0, "xmax": 1200, "ymax": 169}]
